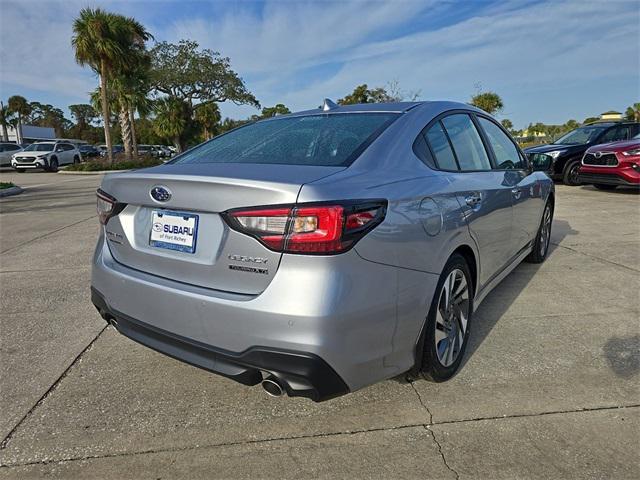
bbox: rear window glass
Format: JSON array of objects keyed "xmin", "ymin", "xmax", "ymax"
[{"xmin": 172, "ymin": 113, "xmax": 398, "ymax": 167}]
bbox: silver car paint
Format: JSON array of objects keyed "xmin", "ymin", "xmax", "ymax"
[{"xmin": 92, "ymin": 101, "xmax": 553, "ymax": 392}]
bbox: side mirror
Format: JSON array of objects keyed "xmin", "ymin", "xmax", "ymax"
[{"xmin": 528, "ymin": 153, "xmax": 553, "ymax": 172}]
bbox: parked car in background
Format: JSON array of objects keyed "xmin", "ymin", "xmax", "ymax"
[
  {"xmin": 524, "ymin": 121, "xmax": 640, "ymax": 185},
  {"xmin": 79, "ymin": 144, "xmax": 100, "ymax": 158},
  {"xmin": 153, "ymin": 145, "xmax": 172, "ymax": 158},
  {"xmin": 92, "ymin": 100, "xmax": 554, "ymax": 401},
  {"xmin": 99, "ymin": 145, "xmax": 124, "ymax": 157},
  {"xmin": 578, "ymin": 133, "xmax": 640, "ymax": 190},
  {"xmin": 137, "ymin": 144, "xmax": 153, "ymax": 157},
  {"xmin": 12, "ymin": 141, "xmax": 81, "ymax": 172},
  {"xmin": 0, "ymin": 142, "xmax": 23, "ymax": 167}
]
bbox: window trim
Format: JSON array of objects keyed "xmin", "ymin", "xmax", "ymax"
[
  {"xmin": 472, "ymin": 113, "xmax": 530, "ymax": 172},
  {"xmin": 418, "ymin": 110, "xmax": 495, "ymax": 173}
]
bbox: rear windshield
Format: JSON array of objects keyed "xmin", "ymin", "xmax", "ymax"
[{"xmin": 171, "ymin": 113, "xmax": 398, "ymax": 167}]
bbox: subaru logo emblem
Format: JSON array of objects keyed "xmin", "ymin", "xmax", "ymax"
[
  {"xmin": 594, "ymin": 152, "xmax": 602, "ymax": 158},
  {"xmin": 150, "ymin": 186, "xmax": 171, "ymax": 202}
]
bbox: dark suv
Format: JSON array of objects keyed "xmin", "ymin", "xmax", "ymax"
[{"xmin": 524, "ymin": 122, "xmax": 640, "ymax": 185}]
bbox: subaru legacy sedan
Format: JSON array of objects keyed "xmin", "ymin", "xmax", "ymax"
[{"xmin": 91, "ymin": 101, "xmax": 554, "ymax": 401}]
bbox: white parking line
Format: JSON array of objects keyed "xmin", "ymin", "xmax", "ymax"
[{"xmin": 24, "ymin": 177, "xmax": 98, "ymax": 189}]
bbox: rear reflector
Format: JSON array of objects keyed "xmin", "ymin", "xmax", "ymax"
[{"xmin": 223, "ymin": 201, "xmax": 386, "ymax": 254}]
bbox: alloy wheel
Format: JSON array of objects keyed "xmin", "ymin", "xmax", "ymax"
[
  {"xmin": 435, "ymin": 268, "xmax": 470, "ymax": 367},
  {"xmin": 569, "ymin": 164, "xmax": 580, "ymax": 185},
  {"xmin": 539, "ymin": 204, "xmax": 552, "ymax": 256}
]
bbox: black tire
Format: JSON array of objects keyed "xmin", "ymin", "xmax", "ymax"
[
  {"xmin": 526, "ymin": 200, "xmax": 553, "ymax": 263},
  {"xmin": 594, "ymin": 184, "xmax": 617, "ymax": 191},
  {"xmin": 47, "ymin": 157, "xmax": 59, "ymax": 173},
  {"xmin": 562, "ymin": 160, "xmax": 581, "ymax": 186},
  {"xmin": 421, "ymin": 253, "xmax": 473, "ymax": 382},
  {"xmin": 73, "ymin": 155, "xmax": 80, "ymax": 164},
  {"xmin": 15, "ymin": 169, "xmax": 25, "ymax": 173}
]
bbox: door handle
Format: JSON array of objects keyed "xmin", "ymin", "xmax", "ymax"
[
  {"xmin": 511, "ymin": 188, "xmax": 522, "ymax": 199},
  {"xmin": 465, "ymin": 192, "xmax": 482, "ymax": 207}
]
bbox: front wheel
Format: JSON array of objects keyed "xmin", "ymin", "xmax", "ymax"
[
  {"xmin": 594, "ymin": 184, "xmax": 617, "ymax": 191},
  {"xmin": 563, "ymin": 161, "xmax": 581, "ymax": 186},
  {"xmin": 73, "ymin": 155, "xmax": 80, "ymax": 164},
  {"xmin": 526, "ymin": 200, "xmax": 553, "ymax": 263},
  {"xmin": 47, "ymin": 157, "xmax": 59, "ymax": 172},
  {"xmin": 421, "ymin": 254, "xmax": 473, "ymax": 382}
]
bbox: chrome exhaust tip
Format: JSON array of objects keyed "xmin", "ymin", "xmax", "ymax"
[{"xmin": 261, "ymin": 376, "xmax": 284, "ymax": 397}]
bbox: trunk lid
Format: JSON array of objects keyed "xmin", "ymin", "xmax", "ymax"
[{"xmin": 100, "ymin": 163, "xmax": 344, "ymax": 294}]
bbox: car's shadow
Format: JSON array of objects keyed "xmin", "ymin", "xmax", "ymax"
[{"xmin": 460, "ymin": 218, "xmax": 577, "ymax": 368}]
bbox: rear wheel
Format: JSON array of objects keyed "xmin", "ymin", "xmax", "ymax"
[
  {"xmin": 563, "ymin": 160, "xmax": 581, "ymax": 186},
  {"xmin": 594, "ymin": 184, "xmax": 617, "ymax": 191},
  {"xmin": 73, "ymin": 155, "xmax": 80, "ymax": 164},
  {"xmin": 421, "ymin": 254, "xmax": 473, "ymax": 382},
  {"xmin": 526, "ymin": 200, "xmax": 553, "ymax": 263}
]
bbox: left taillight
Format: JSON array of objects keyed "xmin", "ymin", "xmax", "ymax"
[
  {"xmin": 96, "ymin": 189, "xmax": 124, "ymax": 225},
  {"xmin": 223, "ymin": 200, "xmax": 387, "ymax": 255}
]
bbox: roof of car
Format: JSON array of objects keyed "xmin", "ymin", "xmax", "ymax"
[{"xmin": 282, "ymin": 101, "xmax": 424, "ymax": 118}]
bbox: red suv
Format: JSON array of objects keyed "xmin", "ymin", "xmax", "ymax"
[{"xmin": 578, "ymin": 133, "xmax": 640, "ymax": 190}]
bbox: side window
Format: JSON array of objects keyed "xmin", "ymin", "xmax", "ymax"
[
  {"xmin": 600, "ymin": 126, "xmax": 629, "ymax": 143},
  {"xmin": 7, "ymin": 144, "xmax": 20, "ymax": 151},
  {"xmin": 425, "ymin": 122, "xmax": 458, "ymax": 170},
  {"xmin": 441, "ymin": 114, "xmax": 492, "ymax": 171},
  {"xmin": 412, "ymin": 133, "xmax": 436, "ymax": 168},
  {"xmin": 477, "ymin": 117, "xmax": 525, "ymax": 170},
  {"xmin": 64, "ymin": 144, "xmax": 74, "ymax": 151}
]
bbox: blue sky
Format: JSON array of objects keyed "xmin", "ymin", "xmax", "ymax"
[{"xmin": 1, "ymin": 0, "xmax": 638, "ymax": 128}]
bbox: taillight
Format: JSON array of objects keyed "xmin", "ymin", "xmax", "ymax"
[
  {"xmin": 96, "ymin": 189, "xmax": 125, "ymax": 225},
  {"xmin": 223, "ymin": 201, "xmax": 386, "ymax": 254}
]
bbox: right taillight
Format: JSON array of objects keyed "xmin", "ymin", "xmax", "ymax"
[{"xmin": 223, "ymin": 200, "xmax": 386, "ymax": 254}]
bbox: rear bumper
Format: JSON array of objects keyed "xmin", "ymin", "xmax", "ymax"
[
  {"xmin": 91, "ymin": 233, "xmax": 435, "ymax": 399},
  {"xmin": 91, "ymin": 287, "xmax": 349, "ymax": 401}
]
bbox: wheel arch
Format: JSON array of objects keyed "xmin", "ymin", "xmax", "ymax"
[{"xmin": 450, "ymin": 244, "xmax": 478, "ymax": 298}]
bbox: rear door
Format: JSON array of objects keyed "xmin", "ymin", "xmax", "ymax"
[{"xmin": 425, "ymin": 113, "xmax": 514, "ymax": 287}]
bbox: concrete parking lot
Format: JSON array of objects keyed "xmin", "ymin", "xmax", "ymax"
[{"xmin": 0, "ymin": 170, "xmax": 638, "ymax": 479}]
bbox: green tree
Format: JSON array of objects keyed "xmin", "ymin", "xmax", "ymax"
[
  {"xmin": 69, "ymin": 104, "xmax": 98, "ymax": 128},
  {"xmin": 470, "ymin": 91, "xmax": 504, "ymax": 115},
  {"xmin": 28, "ymin": 102, "xmax": 71, "ymax": 137},
  {"xmin": 149, "ymin": 40, "xmax": 259, "ymax": 148},
  {"xmin": 564, "ymin": 119, "xmax": 579, "ymax": 130},
  {"xmin": 194, "ymin": 102, "xmax": 221, "ymax": 140},
  {"xmin": 500, "ymin": 119, "xmax": 513, "ymax": 132},
  {"xmin": 625, "ymin": 103, "xmax": 640, "ymax": 122},
  {"xmin": 72, "ymin": 8, "xmax": 151, "ymax": 164},
  {"xmin": 583, "ymin": 116, "xmax": 600, "ymax": 125},
  {"xmin": 154, "ymin": 97, "xmax": 188, "ymax": 151},
  {"xmin": 7, "ymin": 95, "xmax": 30, "ymax": 144},
  {"xmin": 0, "ymin": 101, "xmax": 11, "ymax": 142},
  {"xmin": 261, "ymin": 103, "xmax": 290, "ymax": 118}
]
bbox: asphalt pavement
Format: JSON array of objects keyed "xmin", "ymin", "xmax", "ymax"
[{"xmin": 0, "ymin": 170, "xmax": 638, "ymax": 479}]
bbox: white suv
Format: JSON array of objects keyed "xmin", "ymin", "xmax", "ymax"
[{"xmin": 12, "ymin": 141, "xmax": 82, "ymax": 172}]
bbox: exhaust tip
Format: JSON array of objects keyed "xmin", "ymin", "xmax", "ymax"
[{"xmin": 261, "ymin": 376, "xmax": 284, "ymax": 397}]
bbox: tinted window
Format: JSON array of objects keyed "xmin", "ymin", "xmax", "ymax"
[
  {"xmin": 412, "ymin": 133, "xmax": 435, "ymax": 168},
  {"xmin": 425, "ymin": 122, "xmax": 458, "ymax": 170},
  {"xmin": 173, "ymin": 113, "xmax": 398, "ymax": 167},
  {"xmin": 478, "ymin": 117, "xmax": 525, "ymax": 170},
  {"xmin": 600, "ymin": 126, "xmax": 630, "ymax": 143},
  {"xmin": 63, "ymin": 144, "xmax": 74, "ymax": 151},
  {"xmin": 441, "ymin": 114, "xmax": 491, "ymax": 171},
  {"xmin": 3, "ymin": 144, "xmax": 19, "ymax": 151}
]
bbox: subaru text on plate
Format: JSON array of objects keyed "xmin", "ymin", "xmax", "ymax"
[{"xmin": 91, "ymin": 100, "xmax": 554, "ymax": 401}]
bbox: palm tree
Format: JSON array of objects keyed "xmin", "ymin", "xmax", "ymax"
[
  {"xmin": 154, "ymin": 97, "xmax": 187, "ymax": 152},
  {"xmin": 72, "ymin": 8, "xmax": 151, "ymax": 164},
  {"xmin": 0, "ymin": 101, "xmax": 11, "ymax": 142},
  {"xmin": 194, "ymin": 102, "xmax": 221, "ymax": 140},
  {"xmin": 625, "ymin": 103, "xmax": 640, "ymax": 122},
  {"xmin": 7, "ymin": 95, "xmax": 30, "ymax": 144}
]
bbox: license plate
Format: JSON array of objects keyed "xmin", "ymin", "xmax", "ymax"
[{"xmin": 149, "ymin": 210, "xmax": 199, "ymax": 254}]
